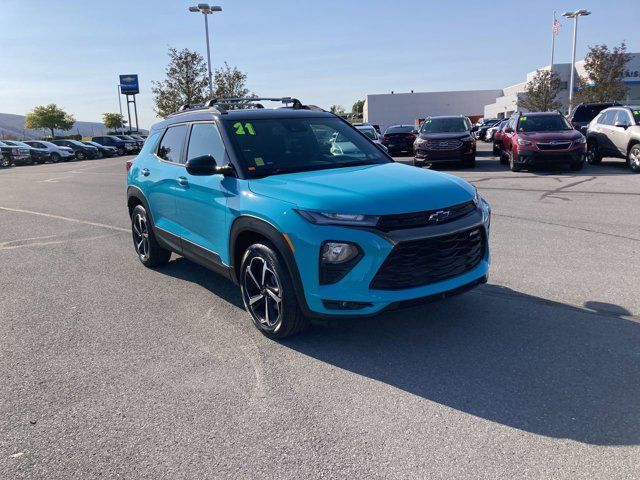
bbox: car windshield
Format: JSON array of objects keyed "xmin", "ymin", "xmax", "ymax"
[
  {"xmin": 118, "ymin": 135, "xmax": 135, "ymax": 140},
  {"xmin": 66, "ymin": 140, "xmax": 85, "ymax": 146},
  {"xmin": 572, "ymin": 104, "xmax": 612, "ymax": 122},
  {"xmin": 225, "ymin": 117, "xmax": 390, "ymax": 177},
  {"xmin": 356, "ymin": 127, "xmax": 377, "ymax": 139},
  {"xmin": 385, "ymin": 126, "xmax": 414, "ymax": 134},
  {"xmin": 420, "ymin": 117, "xmax": 468, "ymax": 133},
  {"xmin": 517, "ymin": 115, "xmax": 571, "ymax": 132},
  {"xmin": 631, "ymin": 108, "xmax": 640, "ymax": 125}
]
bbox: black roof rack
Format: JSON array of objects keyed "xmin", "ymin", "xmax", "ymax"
[{"xmin": 168, "ymin": 97, "xmax": 325, "ymax": 118}]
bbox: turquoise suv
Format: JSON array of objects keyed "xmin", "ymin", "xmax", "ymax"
[{"xmin": 126, "ymin": 98, "xmax": 491, "ymax": 338}]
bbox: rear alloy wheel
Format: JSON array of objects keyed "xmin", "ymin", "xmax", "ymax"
[
  {"xmin": 587, "ymin": 140, "xmax": 602, "ymax": 165},
  {"xmin": 76, "ymin": 151, "xmax": 85, "ymax": 161},
  {"xmin": 628, "ymin": 144, "xmax": 640, "ymax": 173},
  {"xmin": 50, "ymin": 153, "xmax": 61, "ymax": 163},
  {"xmin": 131, "ymin": 205, "xmax": 171, "ymax": 267},
  {"xmin": 240, "ymin": 242, "xmax": 309, "ymax": 339},
  {"xmin": 117, "ymin": 147, "xmax": 125, "ymax": 156},
  {"xmin": 0, "ymin": 155, "xmax": 11, "ymax": 168}
]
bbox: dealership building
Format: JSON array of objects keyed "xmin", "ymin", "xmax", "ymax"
[{"xmin": 364, "ymin": 52, "xmax": 640, "ymax": 132}]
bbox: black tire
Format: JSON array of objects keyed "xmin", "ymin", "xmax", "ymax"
[
  {"xmin": 240, "ymin": 241, "xmax": 309, "ymax": 339},
  {"xmin": 587, "ymin": 140, "xmax": 602, "ymax": 165},
  {"xmin": 117, "ymin": 147, "xmax": 125, "ymax": 156},
  {"xmin": 50, "ymin": 153, "xmax": 61, "ymax": 163},
  {"xmin": 570, "ymin": 161, "xmax": 584, "ymax": 171},
  {"xmin": 509, "ymin": 151, "xmax": 522, "ymax": 172},
  {"xmin": 462, "ymin": 156, "xmax": 476, "ymax": 168},
  {"xmin": 413, "ymin": 159, "xmax": 425, "ymax": 168},
  {"xmin": 628, "ymin": 143, "xmax": 640, "ymax": 173},
  {"xmin": 131, "ymin": 205, "xmax": 171, "ymax": 268},
  {"xmin": 492, "ymin": 144, "xmax": 501, "ymax": 156},
  {"xmin": 500, "ymin": 150, "xmax": 509, "ymax": 165},
  {"xmin": 0, "ymin": 155, "xmax": 11, "ymax": 168}
]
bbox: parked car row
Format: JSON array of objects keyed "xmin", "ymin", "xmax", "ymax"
[
  {"xmin": 489, "ymin": 105, "xmax": 640, "ymax": 173},
  {"xmin": 0, "ymin": 134, "xmax": 146, "ymax": 168}
]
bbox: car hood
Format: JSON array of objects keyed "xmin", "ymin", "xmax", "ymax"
[
  {"xmin": 248, "ymin": 162, "xmax": 475, "ymax": 215},
  {"xmin": 519, "ymin": 130, "xmax": 583, "ymax": 141},
  {"xmin": 418, "ymin": 132, "xmax": 472, "ymax": 140}
]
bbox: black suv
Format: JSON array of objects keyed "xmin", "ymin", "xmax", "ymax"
[
  {"xmin": 380, "ymin": 125, "xmax": 418, "ymax": 155},
  {"xmin": 0, "ymin": 140, "xmax": 31, "ymax": 167},
  {"xmin": 92, "ymin": 135, "xmax": 137, "ymax": 155},
  {"xmin": 51, "ymin": 140, "xmax": 99, "ymax": 160},
  {"xmin": 413, "ymin": 116, "xmax": 476, "ymax": 168},
  {"xmin": 4, "ymin": 140, "xmax": 50, "ymax": 164},
  {"xmin": 569, "ymin": 102, "xmax": 622, "ymax": 135}
]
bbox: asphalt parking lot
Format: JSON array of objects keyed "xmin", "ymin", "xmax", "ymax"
[{"xmin": 1, "ymin": 143, "xmax": 639, "ymax": 479}]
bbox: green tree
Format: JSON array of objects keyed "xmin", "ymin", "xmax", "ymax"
[
  {"xmin": 152, "ymin": 47, "xmax": 211, "ymax": 118},
  {"xmin": 330, "ymin": 105, "xmax": 345, "ymax": 115},
  {"xmin": 102, "ymin": 113, "xmax": 124, "ymax": 132},
  {"xmin": 575, "ymin": 42, "xmax": 630, "ymax": 103},
  {"xmin": 25, "ymin": 104, "xmax": 75, "ymax": 138},
  {"xmin": 213, "ymin": 62, "xmax": 251, "ymax": 99},
  {"xmin": 517, "ymin": 70, "xmax": 562, "ymax": 112},
  {"xmin": 352, "ymin": 100, "xmax": 365, "ymax": 115}
]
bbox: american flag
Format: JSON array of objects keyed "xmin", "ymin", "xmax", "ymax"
[{"xmin": 553, "ymin": 19, "xmax": 561, "ymax": 35}]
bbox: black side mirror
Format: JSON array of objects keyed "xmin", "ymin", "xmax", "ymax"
[
  {"xmin": 471, "ymin": 126, "xmax": 479, "ymax": 132},
  {"xmin": 614, "ymin": 121, "xmax": 630, "ymax": 129},
  {"xmin": 185, "ymin": 154, "xmax": 217, "ymax": 175}
]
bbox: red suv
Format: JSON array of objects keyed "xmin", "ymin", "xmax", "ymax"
[{"xmin": 501, "ymin": 112, "xmax": 586, "ymax": 172}]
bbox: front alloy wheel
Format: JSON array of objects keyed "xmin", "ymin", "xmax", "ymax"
[
  {"xmin": 243, "ymin": 256, "xmax": 282, "ymax": 330},
  {"xmin": 629, "ymin": 144, "xmax": 640, "ymax": 173},
  {"xmin": 132, "ymin": 211, "xmax": 150, "ymax": 262},
  {"xmin": 130, "ymin": 205, "xmax": 171, "ymax": 267},
  {"xmin": 76, "ymin": 151, "xmax": 85, "ymax": 160},
  {"xmin": 587, "ymin": 141, "xmax": 602, "ymax": 165},
  {"xmin": 240, "ymin": 242, "xmax": 309, "ymax": 339}
]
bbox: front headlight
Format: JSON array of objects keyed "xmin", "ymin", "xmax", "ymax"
[
  {"xmin": 574, "ymin": 136, "xmax": 586, "ymax": 144},
  {"xmin": 296, "ymin": 210, "xmax": 380, "ymax": 227},
  {"xmin": 517, "ymin": 138, "xmax": 533, "ymax": 146},
  {"xmin": 415, "ymin": 137, "xmax": 427, "ymax": 145},
  {"xmin": 473, "ymin": 187, "xmax": 491, "ymax": 228}
]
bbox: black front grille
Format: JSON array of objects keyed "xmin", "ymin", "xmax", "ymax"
[
  {"xmin": 376, "ymin": 201, "xmax": 476, "ymax": 231},
  {"xmin": 425, "ymin": 139, "xmax": 463, "ymax": 150},
  {"xmin": 537, "ymin": 141, "xmax": 572, "ymax": 151},
  {"xmin": 370, "ymin": 227, "xmax": 485, "ymax": 290}
]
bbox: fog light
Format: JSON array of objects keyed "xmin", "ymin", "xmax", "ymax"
[
  {"xmin": 321, "ymin": 242, "xmax": 359, "ymax": 264},
  {"xmin": 319, "ymin": 241, "xmax": 362, "ymax": 285}
]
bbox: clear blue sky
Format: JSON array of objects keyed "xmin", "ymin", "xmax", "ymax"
[{"xmin": 2, "ymin": 0, "xmax": 638, "ymax": 129}]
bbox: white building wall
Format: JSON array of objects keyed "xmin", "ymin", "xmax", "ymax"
[{"xmin": 364, "ymin": 90, "xmax": 503, "ymax": 133}]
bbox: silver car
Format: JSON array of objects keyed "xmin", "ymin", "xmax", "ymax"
[
  {"xmin": 586, "ymin": 106, "xmax": 640, "ymax": 172},
  {"xmin": 24, "ymin": 140, "xmax": 75, "ymax": 163}
]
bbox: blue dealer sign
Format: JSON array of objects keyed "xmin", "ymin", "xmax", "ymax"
[{"xmin": 119, "ymin": 74, "xmax": 139, "ymax": 95}]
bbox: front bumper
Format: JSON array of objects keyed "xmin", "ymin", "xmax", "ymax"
[
  {"xmin": 288, "ymin": 206, "xmax": 491, "ymax": 317},
  {"xmin": 515, "ymin": 146, "xmax": 585, "ymax": 165},
  {"xmin": 414, "ymin": 146, "xmax": 475, "ymax": 163}
]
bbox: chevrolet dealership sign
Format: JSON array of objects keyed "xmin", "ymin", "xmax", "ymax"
[{"xmin": 119, "ymin": 74, "xmax": 139, "ymax": 95}]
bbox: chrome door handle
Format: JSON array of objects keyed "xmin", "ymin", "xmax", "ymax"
[
  {"xmin": 141, "ymin": 168, "xmax": 150, "ymax": 176},
  {"xmin": 177, "ymin": 176, "xmax": 189, "ymax": 186}
]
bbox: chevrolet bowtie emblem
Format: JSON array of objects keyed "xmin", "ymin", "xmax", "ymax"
[{"xmin": 428, "ymin": 210, "xmax": 450, "ymax": 223}]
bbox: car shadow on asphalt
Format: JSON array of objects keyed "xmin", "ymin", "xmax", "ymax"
[
  {"xmin": 280, "ymin": 283, "xmax": 640, "ymax": 446},
  {"xmin": 159, "ymin": 256, "xmax": 245, "ymax": 310}
]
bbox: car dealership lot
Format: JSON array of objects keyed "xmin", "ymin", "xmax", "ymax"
[{"xmin": 1, "ymin": 144, "xmax": 639, "ymax": 479}]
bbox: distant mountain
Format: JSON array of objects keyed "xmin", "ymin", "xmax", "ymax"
[{"xmin": 0, "ymin": 113, "xmax": 147, "ymax": 140}]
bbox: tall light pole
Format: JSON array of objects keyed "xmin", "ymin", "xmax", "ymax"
[
  {"xmin": 563, "ymin": 9, "xmax": 591, "ymax": 115},
  {"xmin": 116, "ymin": 84, "xmax": 124, "ymax": 134},
  {"xmin": 189, "ymin": 4, "xmax": 222, "ymax": 99}
]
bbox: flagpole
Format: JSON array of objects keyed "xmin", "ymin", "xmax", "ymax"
[{"xmin": 550, "ymin": 11, "xmax": 556, "ymax": 74}]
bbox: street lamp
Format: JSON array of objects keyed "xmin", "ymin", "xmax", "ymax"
[
  {"xmin": 189, "ymin": 3, "xmax": 222, "ymax": 98},
  {"xmin": 562, "ymin": 9, "xmax": 591, "ymax": 115}
]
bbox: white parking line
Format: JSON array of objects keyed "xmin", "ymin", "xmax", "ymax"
[{"xmin": 0, "ymin": 206, "xmax": 128, "ymax": 232}]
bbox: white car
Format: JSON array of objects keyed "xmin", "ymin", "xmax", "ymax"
[
  {"xmin": 24, "ymin": 140, "xmax": 75, "ymax": 163},
  {"xmin": 354, "ymin": 125, "xmax": 388, "ymax": 152}
]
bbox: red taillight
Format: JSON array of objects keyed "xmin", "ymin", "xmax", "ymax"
[{"xmin": 126, "ymin": 159, "xmax": 133, "ymax": 172}]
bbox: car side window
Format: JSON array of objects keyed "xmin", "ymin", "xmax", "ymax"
[
  {"xmin": 614, "ymin": 110, "xmax": 632, "ymax": 125},
  {"xmin": 157, "ymin": 125, "xmax": 188, "ymax": 163},
  {"xmin": 599, "ymin": 110, "xmax": 615, "ymax": 125},
  {"xmin": 186, "ymin": 123, "xmax": 226, "ymax": 165}
]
